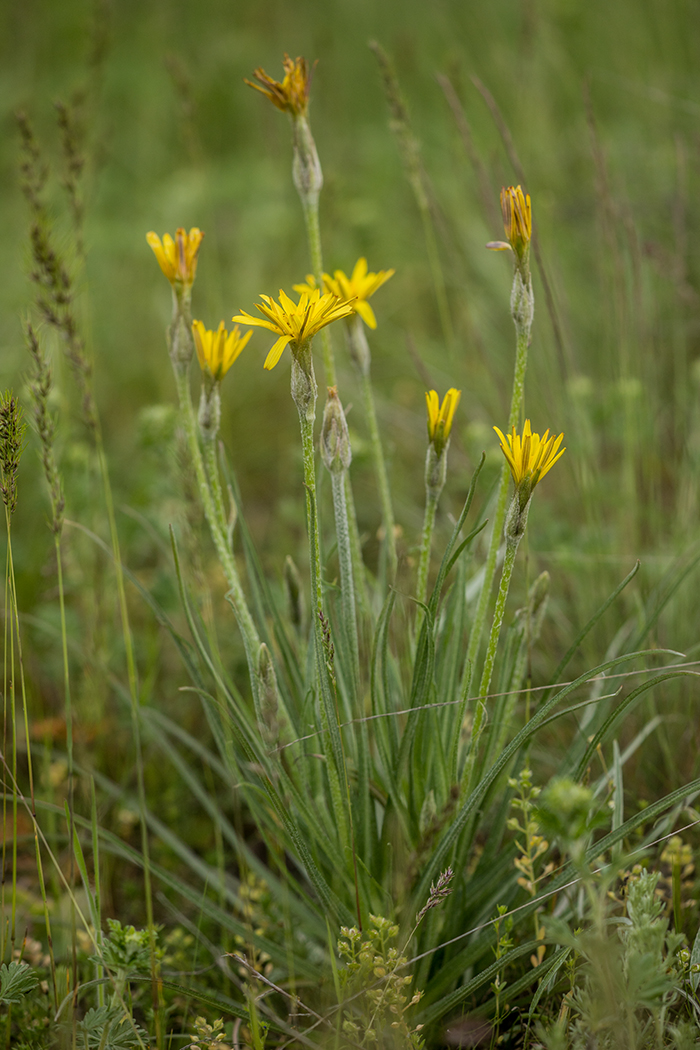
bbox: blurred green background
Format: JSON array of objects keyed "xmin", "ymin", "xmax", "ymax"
[{"xmin": 2, "ymin": 0, "xmax": 700, "ymax": 787}]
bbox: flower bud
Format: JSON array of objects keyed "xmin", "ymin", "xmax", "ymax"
[{"xmin": 320, "ymin": 387, "xmax": 351, "ymax": 475}]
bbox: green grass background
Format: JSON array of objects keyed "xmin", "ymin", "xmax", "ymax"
[{"xmin": 2, "ymin": 0, "xmax": 700, "ymax": 830}]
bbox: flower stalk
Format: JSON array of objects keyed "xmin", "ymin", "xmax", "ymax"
[
  {"xmin": 464, "ymin": 187, "xmax": 535, "ymax": 699},
  {"xmin": 321, "ymin": 387, "xmax": 360, "ymax": 694}
]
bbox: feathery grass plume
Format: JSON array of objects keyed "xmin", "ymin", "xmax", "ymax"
[
  {"xmin": 0, "ymin": 393, "xmax": 25, "ymax": 517},
  {"xmin": 17, "ymin": 110, "xmax": 96, "ymax": 432},
  {"xmin": 416, "ymin": 867, "xmax": 454, "ymax": 925},
  {"xmin": 25, "ymin": 322, "xmax": 64, "ymax": 535},
  {"xmin": 55, "ymin": 98, "xmax": 86, "ymax": 254}
]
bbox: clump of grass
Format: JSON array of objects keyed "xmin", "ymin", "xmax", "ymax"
[{"xmin": 4, "ymin": 29, "xmax": 700, "ymax": 1050}]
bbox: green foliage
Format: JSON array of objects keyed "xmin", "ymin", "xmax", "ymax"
[
  {"xmin": 74, "ymin": 1006, "xmax": 149, "ymax": 1049},
  {"xmin": 4, "ymin": 2, "xmax": 700, "ymax": 1048},
  {"xmin": 0, "ymin": 961, "xmax": 39, "ymax": 1005},
  {"xmin": 338, "ymin": 916, "xmax": 424, "ymax": 1048},
  {"xmin": 539, "ymin": 870, "xmax": 696, "ymax": 1049}
]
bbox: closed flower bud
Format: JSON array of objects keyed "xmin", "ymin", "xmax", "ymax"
[{"xmin": 320, "ymin": 387, "xmax": 351, "ymax": 475}]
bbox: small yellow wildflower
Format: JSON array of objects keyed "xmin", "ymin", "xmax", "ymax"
[
  {"xmin": 426, "ymin": 388, "xmax": 461, "ymax": 458},
  {"xmin": 191, "ymin": 320, "xmax": 251, "ymax": 381},
  {"xmin": 486, "ymin": 185, "xmax": 532, "ymax": 260},
  {"xmin": 493, "ymin": 420, "xmax": 565, "ymax": 490},
  {"xmin": 146, "ymin": 227, "xmax": 204, "ymax": 289},
  {"xmin": 245, "ymin": 55, "xmax": 312, "ymax": 117},
  {"xmin": 232, "ymin": 289, "xmax": 356, "ymax": 371},
  {"xmin": 294, "ymin": 258, "xmax": 395, "ymax": 329}
]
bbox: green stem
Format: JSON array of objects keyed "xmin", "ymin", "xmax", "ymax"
[
  {"xmin": 463, "ymin": 536, "xmax": 520, "ymax": 792},
  {"xmin": 360, "ymin": 367, "xmax": 397, "ymax": 582},
  {"xmin": 344, "ymin": 472, "xmax": 371, "ymax": 616},
  {"xmin": 204, "ymin": 437, "xmax": 228, "ymax": 537},
  {"xmin": 174, "ymin": 367, "xmax": 260, "ymax": 661},
  {"xmin": 299, "ymin": 152, "xmax": 336, "ymax": 387},
  {"xmin": 463, "ymin": 279, "xmax": 532, "ymax": 698},
  {"xmin": 417, "ymin": 487, "xmax": 439, "ymax": 606},
  {"xmin": 331, "ymin": 471, "xmax": 360, "ymax": 696},
  {"xmin": 294, "ymin": 355, "xmax": 350, "ymax": 849}
]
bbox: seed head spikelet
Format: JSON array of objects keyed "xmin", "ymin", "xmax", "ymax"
[
  {"xmin": 232, "ymin": 289, "xmax": 356, "ymax": 370},
  {"xmin": 192, "ymin": 320, "xmax": 251, "ymax": 381},
  {"xmin": 0, "ymin": 392, "xmax": 26, "ymax": 517}
]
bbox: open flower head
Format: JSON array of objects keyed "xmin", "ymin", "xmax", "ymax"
[
  {"xmin": 494, "ymin": 420, "xmax": 565, "ymax": 492},
  {"xmin": 232, "ymin": 289, "xmax": 356, "ymax": 370},
  {"xmin": 426, "ymin": 388, "xmax": 461, "ymax": 458},
  {"xmin": 146, "ymin": 228, "xmax": 204, "ymax": 290},
  {"xmin": 192, "ymin": 320, "xmax": 251, "ymax": 382},
  {"xmin": 294, "ymin": 258, "xmax": 395, "ymax": 329},
  {"xmin": 245, "ymin": 55, "xmax": 312, "ymax": 117},
  {"xmin": 486, "ymin": 185, "xmax": 532, "ymax": 260}
]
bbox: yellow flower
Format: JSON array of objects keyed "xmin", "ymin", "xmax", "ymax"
[
  {"xmin": 191, "ymin": 320, "xmax": 251, "ymax": 381},
  {"xmin": 486, "ymin": 185, "xmax": 532, "ymax": 259},
  {"xmin": 426, "ymin": 388, "xmax": 461, "ymax": 457},
  {"xmin": 146, "ymin": 227, "xmax": 204, "ymax": 288},
  {"xmin": 232, "ymin": 289, "xmax": 356, "ymax": 371},
  {"xmin": 493, "ymin": 420, "xmax": 565, "ymax": 490},
  {"xmin": 294, "ymin": 258, "xmax": 395, "ymax": 329},
  {"xmin": 245, "ymin": 55, "xmax": 312, "ymax": 117}
]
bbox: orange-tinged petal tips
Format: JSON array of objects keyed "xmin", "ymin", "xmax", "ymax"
[
  {"xmin": 148, "ymin": 227, "xmax": 204, "ymax": 288},
  {"xmin": 500, "ymin": 185, "xmax": 531, "ymax": 260},
  {"xmin": 245, "ymin": 54, "xmax": 312, "ymax": 117}
]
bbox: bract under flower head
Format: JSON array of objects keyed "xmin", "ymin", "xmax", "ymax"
[
  {"xmin": 294, "ymin": 258, "xmax": 395, "ymax": 329},
  {"xmin": 192, "ymin": 320, "xmax": 251, "ymax": 381},
  {"xmin": 494, "ymin": 419, "xmax": 565, "ymax": 491},
  {"xmin": 146, "ymin": 228, "xmax": 204, "ymax": 289},
  {"xmin": 232, "ymin": 288, "xmax": 356, "ymax": 371},
  {"xmin": 245, "ymin": 55, "xmax": 312, "ymax": 117},
  {"xmin": 426, "ymin": 388, "xmax": 461, "ymax": 458}
]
